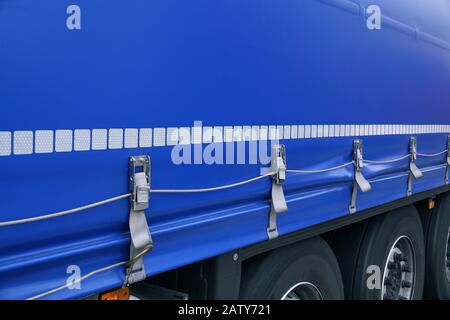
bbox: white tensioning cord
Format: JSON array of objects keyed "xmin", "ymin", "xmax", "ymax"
[
  {"xmin": 27, "ymin": 245, "xmax": 152, "ymax": 300},
  {"xmin": 13, "ymin": 163, "xmax": 354, "ymax": 300},
  {"xmin": 0, "ymin": 173, "xmax": 276, "ymax": 227},
  {"xmin": 417, "ymin": 149, "xmax": 449, "ymax": 157},
  {"xmin": 0, "ymin": 194, "xmax": 132, "ymax": 227},
  {"xmin": 5, "ymin": 146, "xmax": 449, "ymax": 300},
  {"xmin": 24, "ymin": 173, "xmax": 280, "ymax": 300},
  {"xmin": 27, "ymin": 260, "xmax": 128, "ymax": 300},
  {"xmin": 364, "ymin": 154, "xmax": 410, "ymax": 164},
  {"xmin": 363, "ymin": 149, "xmax": 448, "ymax": 164},
  {"xmin": 149, "ymin": 171, "xmax": 275, "ymax": 193},
  {"xmin": 286, "ymin": 161, "xmax": 354, "ymax": 174},
  {"xmin": 2, "ymin": 148, "xmax": 449, "ymax": 228}
]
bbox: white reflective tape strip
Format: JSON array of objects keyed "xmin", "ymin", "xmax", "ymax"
[
  {"xmin": 125, "ymin": 128, "xmax": 139, "ymax": 148},
  {"xmin": 242, "ymin": 126, "xmax": 252, "ymax": 141},
  {"xmin": 0, "ymin": 131, "xmax": 12, "ymax": 156},
  {"xmin": 284, "ymin": 125, "xmax": 291, "ymax": 139},
  {"xmin": 333, "ymin": 124, "xmax": 339, "ymax": 137},
  {"xmin": 251, "ymin": 126, "xmax": 260, "ymax": 141},
  {"xmin": 139, "ymin": 128, "xmax": 152, "ymax": 148},
  {"xmin": 224, "ymin": 126, "xmax": 233, "ymax": 143},
  {"xmin": 357, "ymin": 125, "xmax": 362, "ymax": 136},
  {"xmin": 13, "ymin": 131, "xmax": 33, "ymax": 155},
  {"xmin": 108, "ymin": 129, "xmax": 123, "ymax": 149},
  {"xmin": 179, "ymin": 127, "xmax": 191, "ymax": 145},
  {"xmin": 291, "ymin": 125, "xmax": 298, "ymax": 139},
  {"xmin": 202, "ymin": 127, "xmax": 213, "ymax": 144},
  {"xmin": 298, "ymin": 125, "xmax": 305, "ymax": 139},
  {"xmin": 318, "ymin": 125, "xmax": 324, "ymax": 138},
  {"xmin": 213, "ymin": 127, "xmax": 223, "ymax": 143},
  {"xmin": 233, "ymin": 126, "xmax": 242, "ymax": 142},
  {"xmin": 259, "ymin": 126, "xmax": 268, "ymax": 140},
  {"xmin": 313, "ymin": 125, "xmax": 319, "ymax": 138},
  {"xmin": 345, "ymin": 125, "xmax": 351, "ymax": 136},
  {"xmin": 276, "ymin": 126, "xmax": 284, "ymax": 140},
  {"xmin": 153, "ymin": 128, "xmax": 166, "ymax": 147},
  {"xmin": 329, "ymin": 125, "xmax": 335, "ymax": 137},
  {"xmin": 166, "ymin": 127, "xmax": 179, "ymax": 146},
  {"xmin": 268, "ymin": 126, "xmax": 276, "ymax": 140},
  {"xmin": 192, "ymin": 126, "xmax": 202, "ymax": 144},
  {"xmin": 311, "ymin": 125, "xmax": 317, "ymax": 138},
  {"xmin": 323, "ymin": 124, "xmax": 329, "ymax": 137},
  {"xmin": 35, "ymin": 130, "xmax": 53, "ymax": 154},
  {"xmin": 1, "ymin": 124, "xmax": 450, "ymax": 157},
  {"xmin": 305, "ymin": 125, "xmax": 311, "ymax": 138},
  {"xmin": 55, "ymin": 130, "xmax": 73, "ymax": 152},
  {"xmin": 92, "ymin": 129, "xmax": 108, "ymax": 150},
  {"xmin": 74, "ymin": 129, "xmax": 91, "ymax": 151},
  {"xmin": 339, "ymin": 125, "xmax": 345, "ymax": 137}
]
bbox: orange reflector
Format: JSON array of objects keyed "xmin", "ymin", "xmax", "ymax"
[
  {"xmin": 100, "ymin": 287, "xmax": 130, "ymax": 300},
  {"xmin": 429, "ymin": 199, "xmax": 435, "ymax": 210}
]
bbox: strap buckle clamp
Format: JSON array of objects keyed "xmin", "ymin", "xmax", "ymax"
[
  {"xmin": 125, "ymin": 156, "xmax": 153, "ymax": 286},
  {"xmin": 267, "ymin": 145, "xmax": 288, "ymax": 240},
  {"xmin": 408, "ymin": 137, "xmax": 423, "ymax": 196},
  {"xmin": 349, "ymin": 140, "xmax": 371, "ymax": 214}
]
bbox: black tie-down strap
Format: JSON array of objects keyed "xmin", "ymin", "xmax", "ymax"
[
  {"xmin": 349, "ymin": 140, "xmax": 372, "ymax": 214},
  {"xmin": 125, "ymin": 156, "xmax": 153, "ymax": 286},
  {"xmin": 407, "ymin": 137, "xmax": 423, "ymax": 196},
  {"xmin": 267, "ymin": 145, "xmax": 288, "ymax": 240}
]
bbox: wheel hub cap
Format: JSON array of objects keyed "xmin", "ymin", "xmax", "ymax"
[
  {"xmin": 382, "ymin": 236, "xmax": 415, "ymax": 300},
  {"xmin": 281, "ymin": 282, "xmax": 323, "ymax": 300}
]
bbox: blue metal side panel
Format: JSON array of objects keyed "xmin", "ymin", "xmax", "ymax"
[{"xmin": 0, "ymin": 0, "xmax": 449, "ymax": 299}]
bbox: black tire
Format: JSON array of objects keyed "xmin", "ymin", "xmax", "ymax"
[
  {"xmin": 425, "ymin": 193, "xmax": 450, "ymax": 299},
  {"xmin": 328, "ymin": 221, "xmax": 368, "ymax": 299},
  {"xmin": 240, "ymin": 237, "xmax": 344, "ymax": 300},
  {"xmin": 352, "ymin": 206, "xmax": 425, "ymax": 300}
]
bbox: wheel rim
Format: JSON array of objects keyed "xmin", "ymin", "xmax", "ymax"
[
  {"xmin": 281, "ymin": 282, "xmax": 323, "ymax": 300},
  {"xmin": 381, "ymin": 236, "xmax": 416, "ymax": 300},
  {"xmin": 446, "ymin": 226, "xmax": 450, "ymax": 283}
]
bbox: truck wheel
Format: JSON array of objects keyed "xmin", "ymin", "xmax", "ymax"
[
  {"xmin": 425, "ymin": 193, "xmax": 450, "ymax": 299},
  {"xmin": 352, "ymin": 206, "xmax": 425, "ymax": 300},
  {"xmin": 240, "ymin": 237, "xmax": 344, "ymax": 300}
]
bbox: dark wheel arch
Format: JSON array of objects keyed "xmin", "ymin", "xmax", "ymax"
[
  {"xmin": 425, "ymin": 192, "xmax": 450, "ymax": 299},
  {"xmin": 240, "ymin": 237, "xmax": 344, "ymax": 300},
  {"xmin": 352, "ymin": 206, "xmax": 425, "ymax": 300}
]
